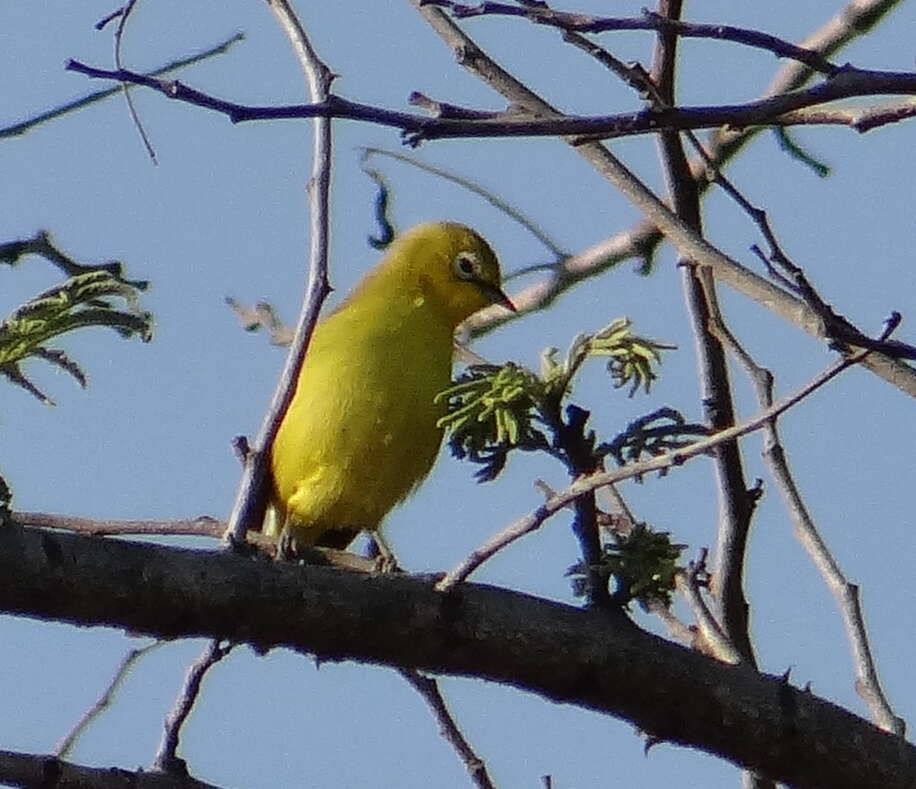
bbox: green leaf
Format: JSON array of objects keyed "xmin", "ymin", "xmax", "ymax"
[
  {"xmin": 569, "ymin": 522, "xmax": 686, "ymax": 607},
  {"xmin": 0, "ymin": 271, "xmax": 152, "ymax": 403},
  {"xmin": 437, "ymin": 363, "xmax": 549, "ymax": 481}
]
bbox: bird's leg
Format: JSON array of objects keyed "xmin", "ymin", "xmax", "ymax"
[
  {"xmin": 367, "ymin": 530, "xmax": 401, "ymax": 573},
  {"xmin": 276, "ymin": 527, "xmax": 300, "ymax": 562},
  {"xmin": 276, "ymin": 514, "xmax": 318, "ymax": 563}
]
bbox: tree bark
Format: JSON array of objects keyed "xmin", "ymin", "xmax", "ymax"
[{"xmin": 2, "ymin": 522, "xmax": 913, "ymax": 789}]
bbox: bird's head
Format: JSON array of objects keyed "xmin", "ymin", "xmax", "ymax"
[{"xmin": 384, "ymin": 221, "xmax": 514, "ymax": 328}]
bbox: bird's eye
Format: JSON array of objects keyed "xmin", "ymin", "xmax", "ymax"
[{"xmin": 453, "ymin": 251, "xmax": 480, "ymax": 280}]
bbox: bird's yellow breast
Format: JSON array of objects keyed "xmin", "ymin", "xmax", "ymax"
[{"xmin": 269, "ymin": 291, "xmax": 454, "ymax": 544}]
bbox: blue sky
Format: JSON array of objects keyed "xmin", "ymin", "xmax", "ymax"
[{"xmin": 2, "ymin": 1, "xmax": 915, "ymax": 787}]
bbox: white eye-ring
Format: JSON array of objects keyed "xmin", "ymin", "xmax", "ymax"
[{"xmin": 453, "ymin": 251, "xmax": 481, "ymax": 280}]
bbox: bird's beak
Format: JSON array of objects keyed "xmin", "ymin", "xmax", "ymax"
[{"xmin": 483, "ymin": 282, "xmax": 516, "ymax": 312}]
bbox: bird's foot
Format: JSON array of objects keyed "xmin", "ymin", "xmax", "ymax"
[{"xmin": 367, "ymin": 532, "xmax": 402, "ymax": 574}]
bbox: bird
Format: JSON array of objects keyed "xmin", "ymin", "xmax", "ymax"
[{"xmin": 266, "ymin": 221, "xmax": 513, "ymax": 560}]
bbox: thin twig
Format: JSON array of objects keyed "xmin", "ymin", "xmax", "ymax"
[
  {"xmin": 772, "ymin": 98, "xmax": 916, "ymax": 132},
  {"xmin": 427, "ymin": 2, "xmax": 841, "ymax": 75},
  {"xmin": 0, "ymin": 231, "xmax": 148, "ymax": 289},
  {"xmin": 675, "ymin": 562, "xmax": 742, "ymax": 665},
  {"xmin": 106, "ymin": 0, "xmax": 157, "ymax": 163},
  {"xmin": 397, "ymin": 669, "xmax": 495, "ymax": 789},
  {"xmin": 12, "ymin": 511, "xmax": 381, "ymax": 573},
  {"xmin": 14, "ymin": 511, "xmax": 224, "ymax": 538},
  {"xmin": 0, "ymin": 33, "xmax": 244, "ymax": 139},
  {"xmin": 225, "ymin": 297, "xmax": 295, "ymax": 346},
  {"xmin": 154, "ymin": 641, "xmax": 233, "ymax": 774},
  {"xmin": 645, "ymin": 598, "xmax": 696, "ymax": 646},
  {"xmin": 602, "ymin": 482, "xmax": 636, "ymax": 528},
  {"xmin": 690, "ymin": 134, "xmax": 916, "ymax": 363},
  {"xmin": 55, "ymin": 640, "xmax": 164, "ymax": 758},
  {"xmin": 225, "ymin": 0, "xmax": 335, "ymax": 545},
  {"xmin": 361, "ymin": 146, "xmax": 568, "ymax": 258},
  {"xmin": 767, "ymin": 434, "xmax": 904, "ymax": 734}
]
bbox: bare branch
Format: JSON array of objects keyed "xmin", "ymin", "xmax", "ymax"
[
  {"xmin": 767, "ymin": 98, "xmax": 916, "ymax": 132},
  {"xmin": 0, "ymin": 34, "xmax": 244, "ymax": 140},
  {"xmin": 409, "ymin": 0, "xmax": 916, "ymax": 398},
  {"xmin": 15, "ymin": 511, "xmax": 224, "ymax": 538},
  {"xmin": 10, "ymin": 511, "xmax": 380, "ymax": 573},
  {"xmin": 639, "ymin": 0, "xmax": 759, "ymax": 685},
  {"xmin": 107, "ymin": 0, "xmax": 157, "ymax": 162},
  {"xmin": 225, "ymin": 1, "xmax": 335, "ymax": 543},
  {"xmin": 0, "ymin": 231, "xmax": 148, "ymax": 289},
  {"xmin": 675, "ymin": 562, "xmax": 742, "ymax": 666},
  {"xmin": 398, "ymin": 669, "xmax": 495, "ymax": 789},
  {"xmin": 154, "ymin": 641, "xmax": 234, "ymax": 774},
  {"xmin": 710, "ymin": 299, "xmax": 904, "ymax": 735},
  {"xmin": 64, "ymin": 59, "xmax": 916, "ymax": 143},
  {"xmin": 426, "ymin": 2, "xmax": 840, "ymax": 75},
  {"xmin": 463, "ymin": 0, "xmax": 906, "ymax": 338},
  {"xmin": 55, "ymin": 641, "xmax": 165, "ymax": 759},
  {"xmin": 361, "ymin": 146, "xmax": 569, "ymax": 258},
  {"xmin": 767, "ymin": 437, "xmax": 905, "ymax": 734}
]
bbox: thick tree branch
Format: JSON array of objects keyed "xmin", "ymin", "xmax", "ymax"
[
  {"xmin": 0, "ymin": 749, "xmax": 222, "ymax": 789},
  {"xmin": 1, "ymin": 523, "xmax": 914, "ymax": 789}
]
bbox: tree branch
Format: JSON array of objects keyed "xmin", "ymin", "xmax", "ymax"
[
  {"xmin": 154, "ymin": 641, "xmax": 233, "ymax": 774},
  {"xmin": 1, "ymin": 522, "xmax": 914, "ymax": 789},
  {"xmin": 641, "ymin": 0, "xmax": 759, "ymax": 680},
  {"xmin": 64, "ymin": 59, "xmax": 916, "ymax": 143},
  {"xmin": 462, "ymin": 0, "xmax": 906, "ymax": 339},
  {"xmin": 55, "ymin": 641, "xmax": 164, "ymax": 759},
  {"xmin": 225, "ymin": 0, "xmax": 334, "ymax": 542},
  {"xmin": 426, "ymin": 2, "xmax": 841, "ymax": 75},
  {"xmin": 0, "ymin": 749, "xmax": 222, "ymax": 789},
  {"xmin": 397, "ymin": 669, "xmax": 495, "ymax": 789}
]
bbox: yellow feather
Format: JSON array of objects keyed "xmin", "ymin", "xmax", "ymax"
[{"xmin": 267, "ymin": 222, "xmax": 511, "ymax": 552}]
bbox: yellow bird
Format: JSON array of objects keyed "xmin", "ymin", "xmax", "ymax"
[{"xmin": 267, "ymin": 222, "xmax": 513, "ymax": 558}]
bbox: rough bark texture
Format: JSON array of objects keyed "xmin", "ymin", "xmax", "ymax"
[
  {"xmin": 2, "ymin": 523, "xmax": 914, "ymax": 789},
  {"xmin": 0, "ymin": 749, "xmax": 221, "ymax": 788}
]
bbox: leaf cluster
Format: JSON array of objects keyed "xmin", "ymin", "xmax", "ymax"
[
  {"xmin": 0, "ymin": 271, "xmax": 152, "ymax": 404},
  {"xmin": 438, "ymin": 319, "xmax": 702, "ymax": 604},
  {"xmin": 568, "ymin": 522, "xmax": 686, "ymax": 607},
  {"xmin": 539, "ymin": 318, "xmax": 672, "ymax": 399},
  {"xmin": 600, "ymin": 407, "xmax": 710, "ymax": 471},
  {"xmin": 436, "ymin": 319, "xmax": 675, "ymax": 481}
]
